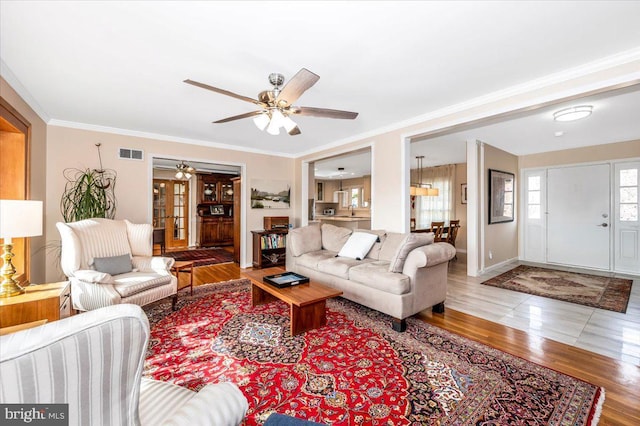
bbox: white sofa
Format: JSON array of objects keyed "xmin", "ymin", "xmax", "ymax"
[
  {"xmin": 57, "ymin": 218, "xmax": 178, "ymax": 311},
  {"xmin": 0, "ymin": 304, "xmax": 248, "ymax": 426},
  {"xmin": 286, "ymin": 223, "xmax": 456, "ymax": 331}
]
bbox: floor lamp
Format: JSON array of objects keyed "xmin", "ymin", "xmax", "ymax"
[{"xmin": 0, "ymin": 200, "xmax": 43, "ymax": 297}]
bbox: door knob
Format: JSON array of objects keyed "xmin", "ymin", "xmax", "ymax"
[{"xmin": 597, "ymin": 223, "xmax": 608, "ymax": 227}]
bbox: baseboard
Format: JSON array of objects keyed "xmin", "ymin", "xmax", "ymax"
[{"xmin": 481, "ymin": 257, "xmax": 519, "ymax": 274}]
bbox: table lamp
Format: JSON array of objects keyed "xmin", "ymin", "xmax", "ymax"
[{"xmin": 0, "ymin": 199, "xmax": 43, "ymax": 297}]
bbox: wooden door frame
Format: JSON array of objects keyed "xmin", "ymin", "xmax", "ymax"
[{"xmin": 0, "ymin": 97, "xmax": 32, "ymax": 285}]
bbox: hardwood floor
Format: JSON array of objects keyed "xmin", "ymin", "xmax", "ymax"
[{"xmin": 186, "ymin": 261, "xmax": 640, "ymax": 425}]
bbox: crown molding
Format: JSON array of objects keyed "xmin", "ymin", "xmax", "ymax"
[
  {"xmin": 47, "ymin": 119, "xmax": 297, "ymax": 158},
  {"xmin": 0, "ymin": 59, "xmax": 50, "ymax": 122}
]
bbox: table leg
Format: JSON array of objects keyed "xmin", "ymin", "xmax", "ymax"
[
  {"xmin": 291, "ymin": 301, "xmax": 326, "ymax": 336},
  {"xmin": 251, "ymin": 284, "xmax": 277, "ymax": 307}
]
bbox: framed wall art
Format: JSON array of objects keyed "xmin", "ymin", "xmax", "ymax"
[
  {"xmin": 488, "ymin": 169, "xmax": 514, "ymax": 224},
  {"xmin": 251, "ymin": 179, "xmax": 291, "ymax": 209}
]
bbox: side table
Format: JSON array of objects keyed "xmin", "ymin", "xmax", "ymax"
[
  {"xmin": 171, "ymin": 261, "xmax": 194, "ymax": 296},
  {"xmin": 0, "ymin": 281, "xmax": 71, "ymax": 330}
]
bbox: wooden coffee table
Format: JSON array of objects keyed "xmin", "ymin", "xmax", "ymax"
[{"xmin": 244, "ymin": 268, "xmax": 342, "ymax": 336}]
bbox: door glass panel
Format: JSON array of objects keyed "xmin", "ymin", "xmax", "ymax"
[
  {"xmin": 619, "ymin": 168, "xmax": 638, "ymax": 222},
  {"xmin": 528, "ymin": 176, "xmax": 540, "ymax": 190},
  {"xmin": 173, "ymin": 183, "xmax": 186, "ymax": 239},
  {"xmin": 153, "ymin": 181, "xmax": 166, "ymax": 228}
]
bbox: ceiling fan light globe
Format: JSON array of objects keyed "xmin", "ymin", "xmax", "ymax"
[
  {"xmin": 185, "ymin": 172, "xmax": 192, "ymax": 180},
  {"xmin": 282, "ymin": 116, "xmax": 297, "ymax": 132},
  {"xmin": 253, "ymin": 113, "xmax": 270, "ymax": 131},
  {"xmin": 266, "ymin": 120, "xmax": 280, "ymax": 135},
  {"xmin": 270, "ymin": 109, "xmax": 286, "ymax": 128},
  {"xmin": 175, "ymin": 171, "xmax": 184, "ymax": 179}
]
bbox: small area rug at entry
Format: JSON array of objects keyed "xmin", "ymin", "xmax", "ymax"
[
  {"xmin": 143, "ymin": 279, "xmax": 604, "ymax": 425},
  {"xmin": 163, "ymin": 248, "xmax": 234, "ymax": 267},
  {"xmin": 481, "ymin": 264, "xmax": 632, "ymax": 313}
]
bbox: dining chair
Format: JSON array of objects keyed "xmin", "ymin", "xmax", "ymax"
[
  {"xmin": 447, "ymin": 220, "xmax": 461, "ymax": 260},
  {"xmin": 430, "ymin": 221, "xmax": 446, "ymax": 242}
]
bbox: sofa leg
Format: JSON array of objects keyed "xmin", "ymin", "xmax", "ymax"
[
  {"xmin": 171, "ymin": 294, "xmax": 178, "ymax": 311},
  {"xmin": 391, "ymin": 318, "xmax": 407, "ymax": 332},
  {"xmin": 432, "ymin": 302, "xmax": 445, "ymax": 314}
]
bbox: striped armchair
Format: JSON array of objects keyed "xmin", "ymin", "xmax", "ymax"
[
  {"xmin": 0, "ymin": 304, "xmax": 249, "ymax": 425},
  {"xmin": 56, "ymin": 218, "xmax": 178, "ymax": 311}
]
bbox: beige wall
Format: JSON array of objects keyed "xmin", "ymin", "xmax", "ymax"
[
  {"xmin": 484, "ymin": 144, "xmax": 518, "ymax": 268},
  {"xmin": 44, "ymin": 125, "xmax": 295, "ymax": 281},
  {"xmin": 519, "ymin": 139, "xmax": 640, "ymax": 169},
  {"xmin": 1, "ymin": 77, "xmax": 48, "ymax": 284}
]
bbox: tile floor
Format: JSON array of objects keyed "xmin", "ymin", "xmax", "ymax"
[{"xmin": 445, "ymin": 255, "xmax": 640, "ymax": 366}]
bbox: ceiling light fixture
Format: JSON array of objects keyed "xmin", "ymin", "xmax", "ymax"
[
  {"xmin": 410, "ymin": 156, "xmax": 439, "ymax": 197},
  {"xmin": 253, "ymin": 108, "xmax": 300, "ymax": 136},
  {"xmin": 175, "ymin": 161, "xmax": 195, "ymax": 180},
  {"xmin": 553, "ymin": 105, "xmax": 593, "ymax": 122}
]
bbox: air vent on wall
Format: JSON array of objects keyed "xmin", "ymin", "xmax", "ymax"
[{"xmin": 119, "ymin": 148, "xmax": 144, "ymax": 161}]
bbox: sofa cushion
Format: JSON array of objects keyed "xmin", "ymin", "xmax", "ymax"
[
  {"xmin": 317, "ymin": 256, "xmax": 374, "ymax": 280},
  {"xmin": 388, "ymin": 233, "xmax": 434, "ymax": 273},
  {"xmin": 93, "ymin": 254, "xmax": 133, "ymax": 275},
  {"xmin": 378, "ymin": 232, "xmax": 409, "ymax": 262},
  {"xmin": 125, "ymin": 220, "xmax": 153, "ymax": 257},
  {"xmin": 296, "ymin": 250, "xmax": 337, "ymax": 270},
  {"xmin": 338, "ymin": 232, "xmax": 379, "ymax": 260},
  {"xmin": 112, "ymin": 272, "xmax": 173, "ymax": 298},
  {"xmin": 288, "ymin": 224, "xmax": 322, "ymax": 257},
  {"xmin": 349, "ymin": 261, "xmax": 411, "ymax": 295},
  {"xmin": 321, "ymin": 223, "xmax": 352, "ymax": 252}
]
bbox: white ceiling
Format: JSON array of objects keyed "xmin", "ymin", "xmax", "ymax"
[{"xmin": 2, "ymin": 1, "xmax": 640, "ymax": 159}]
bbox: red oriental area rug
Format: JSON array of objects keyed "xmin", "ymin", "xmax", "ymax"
[
  {"xmin": 481, "ymin": 265, "xmax": 632, "ymax": 313},
  {"xmin": 164, "ymin": 248, "xmax": 234, "ymax": 267},
  {"xmin": 143, "ymin": 280, "xmax": 604, "ymax": 425}
]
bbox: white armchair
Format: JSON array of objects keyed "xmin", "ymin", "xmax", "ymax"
[
  {"xmin": 0, "ymin": 304, "xmax": 249, "ymax": 425},
  {"xmin": 56, "ymin": 218, "xmax": 177, "ymax": 311}
]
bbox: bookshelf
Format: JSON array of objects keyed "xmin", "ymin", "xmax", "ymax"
[{"xmin": 251, "ymin": 229, "xmax": 288, "ymax": 269}]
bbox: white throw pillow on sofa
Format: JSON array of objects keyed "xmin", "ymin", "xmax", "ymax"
[{"xmin": 337, "ymin": 232, "xmax": 379, "ymax": 260}]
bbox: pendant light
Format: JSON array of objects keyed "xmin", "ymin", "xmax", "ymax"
[{"xmin": 410, "ymin": 156, "xmax": 439, "ymax": 196}]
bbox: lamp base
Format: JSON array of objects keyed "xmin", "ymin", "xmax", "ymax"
[
  {"xmin": 0, "ymin": 280, "xmax": 25, "ymax": 297},
  {"xmin": 1, "ymin": 242, "xmax": 25, "ymax": 298}
]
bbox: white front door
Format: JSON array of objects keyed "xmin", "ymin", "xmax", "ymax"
[
  {"xmin": 547, "ymin": 164, "xmax": 610, "ymax": 270},
  {"xmin": 614, "ymin": 162, "xmax": 640, "ymax": 274}
]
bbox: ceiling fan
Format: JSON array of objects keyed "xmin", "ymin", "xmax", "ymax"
[{"xmin": 184, "ymin": 68, "xmax": 358, "ymax": 136}]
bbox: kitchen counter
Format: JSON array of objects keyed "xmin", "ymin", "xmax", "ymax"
[{"xmin": 315, "ymin": 215, "xmax": 371, "ymax": 230}]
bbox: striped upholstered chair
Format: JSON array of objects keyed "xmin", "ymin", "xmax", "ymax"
[
  {"xmin": 0, "ymin": 304, "xmax": 248, "ymax": 425},
  {"xmin": 57, "ymin": 218, "xmax": 178, "ymax": 311}
]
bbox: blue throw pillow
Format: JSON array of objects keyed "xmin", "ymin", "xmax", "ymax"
[{"xmin": 93, "ymin": 254, "xmax": 132, "ymax": 275}]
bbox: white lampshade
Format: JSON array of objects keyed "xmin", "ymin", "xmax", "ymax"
[
  {"xmin": 253, "ymin": 113, "xmax": 270, "ymax": 131},
  {"xmin": 266, "ymin": 111, "xmax": 282, "ymax": 135},
  {"xmin": 0, "ymin": 200, "xmax": 43, "ymax": 241}
]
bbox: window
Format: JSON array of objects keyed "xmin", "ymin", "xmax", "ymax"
[
  {"xmin": 527, "ymin": 175, "xmax": 541, "ymax": 219},
  {"xmin": 414, "ymin": 164, "xmax": 455, "ymax": 228},
  {"xmin": 620, "ymin": 168, "xmax": 638, "ymax": 221}
]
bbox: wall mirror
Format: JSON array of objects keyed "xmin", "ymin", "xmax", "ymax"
[{"xmin": 489, "ymin": 169, "xmax": 515, "ymax": 224}]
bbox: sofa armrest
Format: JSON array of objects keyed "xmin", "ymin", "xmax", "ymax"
[
  {"xmin": 73, "ymin": 269, "xmax": 114, "ymax": 284},
  {"xmin": 161, "ymin": 382, "xmax": 249, "ymax": 426},
  {"xmin": 402, "ymin": 242, "xmax": 456, "ymax": 275},
  {"xmin": 132, "ymin": 256, "xmax": 175, "ymax": 273},
  {"xmin": 69, "ymin": 278, "xmax": 122, "ymax": 311}
]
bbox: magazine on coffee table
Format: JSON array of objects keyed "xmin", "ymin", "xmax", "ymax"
[{"xmin": 263, "ymin": 272, "xmax": 309, "ymax": 288}]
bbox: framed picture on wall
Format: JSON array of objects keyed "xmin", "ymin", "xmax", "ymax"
[
  {"xmin": 461, "ymin": 184, "xmax": 467, "ymax": 204},
  {"xmin": 488, "ymin": 169, "xmax": 515, "ymax": 224}
]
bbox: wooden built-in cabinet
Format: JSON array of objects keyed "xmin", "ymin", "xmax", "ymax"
[{"xmin": 196, "ymin": 173, "xmax": 237, "ymax": 247}]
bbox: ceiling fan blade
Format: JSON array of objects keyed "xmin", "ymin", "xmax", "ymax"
[
  {"xmin": 184, "ymin": 79, "xmax": 264, "ymax": 106},
  {"xmin": 293, "ymin": 106, "xmax": 358, "ymax": 119},
  {"xmin": 276, "ymin": 68, "xmax": 320, "ymax": 106},
  {"xmin": 288, "ymin": 125, "xmax": 302, "ymax": 136},
  {"xmin": 213, "ymin": 110, "xmax": 264, "ymax": 123}
]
